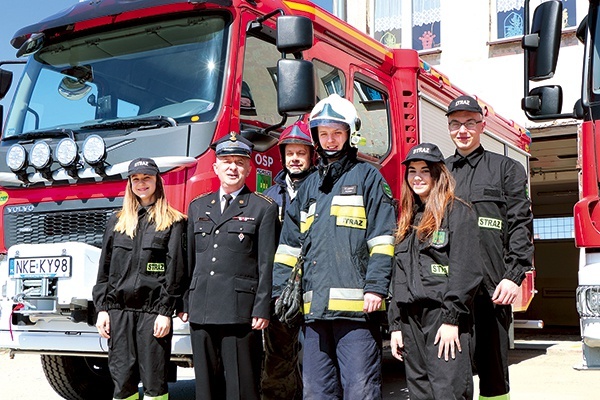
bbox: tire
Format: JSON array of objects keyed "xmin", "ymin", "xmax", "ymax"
[{"xmin": 40, "ymin": 355, "xmax": 114, "ymax": 400}]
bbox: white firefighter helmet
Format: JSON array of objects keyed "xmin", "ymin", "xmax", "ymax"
[{"xmin": 308, "ymin": 94, "xmax": 362, "ymax": 154}]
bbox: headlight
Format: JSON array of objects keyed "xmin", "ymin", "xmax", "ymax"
[
  {"xmin": 82, "ymin": 135, "xmax": 106, "ymax": 165},
  {"xmin": 6, "ymin": 144, "xmax": 27, "ymax": 172},
  {"xmin": 56, "ymin": 138, "xmax": 79, "ymax": 167},
  {"xmin": 29, "ymin": 141, "xmax": 52, "ymax": 170}
]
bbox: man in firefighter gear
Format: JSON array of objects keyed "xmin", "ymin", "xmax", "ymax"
[
  {"xmin": 261, "ymin": 120, "xmax": 315, "ymax": 400},
  {"xmin": 272, "ymin": 94, "xmax": 396, "ymax": 399},
  {"xmin": 184, "ymin": 132, "xmax": 280, "ymax": 400},
  {"xmin": 445, "ymin": 95, "xmax": 534, "ymax": 400}
]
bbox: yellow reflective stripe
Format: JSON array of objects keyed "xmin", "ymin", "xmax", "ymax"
[
  {"xmin": 114, "ymin": 393, "xmax": 140, "ymax": 400},
  {"xmin": 300, "ymin": 215, "xmax": 314, "ymax": 233},
  {"xmin": 370, "ymin": 243, "xmax": 394, "ymax": 257},
  {"xmin": 327, "ymin": 288, "xmax": 386, "ymax": 312},
  {"xmin": 479, "ymin": 394, "xmax": 510, "ymax": 400},
  {"xmin": 328, "ymin": 299, "xmax": 386, "ymax": 312},
  {"xmin": 274, "ymin": 253, "xmax": 298, "ymax": 267},
  {"xmin": 303, "ymin": 291, "xmax": 313, "ymax": 314},
  {"xmin": 330, "ymin": 205, "xmax": 366, "ymax": 218},
  {"xmin": 275, "ymin": 244, "xmax": 301, "ymax": 266},
  {"xmin": 144, "ymin": 394, "xmax": 169, "ymax": 400},
  {"xmin": 303, "ymin": 302, "xmax": 311, "ymax": 314},
  {"xmin": 300, "ymin": 203, "xmax": 316, "ymax": 233},
  {"xmin": 331, "ymin": 195, "xmax": 364, "ymax": 207},
  {"xmin": 368, "ymin": 235, "xmax": 395, "ymax": 256}
]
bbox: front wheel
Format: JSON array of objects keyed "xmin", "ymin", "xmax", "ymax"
[{"xmin": 41, "ymin": 355, "xmax": 114, "ymax": 400}]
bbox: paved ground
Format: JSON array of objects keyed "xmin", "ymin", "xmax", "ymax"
[{"xmin": 0, "ymin": 328, "xmax": 596, "ymax": 399}]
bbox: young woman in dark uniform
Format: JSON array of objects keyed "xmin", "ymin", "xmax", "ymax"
[
  {"xmin": 388, "ymin": 143, "xmax": 482, "ymax": 400},
  {"xmin": 93, "ymin": 158, "xmax": 187, "ymax": 400}
]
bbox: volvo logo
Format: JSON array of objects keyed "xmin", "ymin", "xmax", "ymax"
[{"xmin": 5, "ymin": 205, "xmax": 35, "ymax": 213}]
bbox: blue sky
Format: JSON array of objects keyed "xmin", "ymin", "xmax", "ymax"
[{"xmin": 0, "ymin": 1, "xmax": 79, "ymax": 119}]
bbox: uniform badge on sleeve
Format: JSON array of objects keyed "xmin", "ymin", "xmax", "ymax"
[{"xmin": 381, "ymin": 182, "xmax": 393, "ymax": 200}]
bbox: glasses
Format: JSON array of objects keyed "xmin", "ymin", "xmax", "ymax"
[{"xmin": 448, "ymin": 120, "xmax": 483, "ymax": 131}]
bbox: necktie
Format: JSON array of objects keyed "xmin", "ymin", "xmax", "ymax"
[{"xmin": 222, "ymin": 194, "xmax": 233, "ymax": 213}]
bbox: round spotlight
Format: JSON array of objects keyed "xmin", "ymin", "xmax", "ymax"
[
  {"xmin": 6, "ymin": 144, "xmax": 27, "ymax": 172},
  {"xmin": 29, "ymin": 141, "xmax": 52, "ymax": 170},
  {"xmin": 82, "ymin": 135, "xmax": 106, "ymax": 165},
  {"xmin": 56, "ymin": 138, "xmax": 79, "ymax": 167}
]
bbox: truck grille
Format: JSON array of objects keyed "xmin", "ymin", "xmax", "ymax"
[{"xmin": 4, "ymin": 198, "xmax": 122, "ymax": 249}]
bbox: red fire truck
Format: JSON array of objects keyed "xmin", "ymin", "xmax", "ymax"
[
  {"xmin": 523, "ymin": 0, "xmax": 600, "ymax": 369},
  {"xmin": 0, "ymin": 0, "xmax": 533, "ymax": 398}
]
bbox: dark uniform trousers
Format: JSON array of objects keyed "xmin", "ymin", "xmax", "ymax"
[
  {"xmin": 399, "ymin": 303, "xmax": 473, "ymax": 400},
  {"xmin": 108, "ymin": 310, "xmax": 172, "ymax": 399},
  {"xmin": 190, "ymin": 323, "xmax": 262, "ymax": 400},
  {"xmin": 473, "ymin": 291, "xmax": 511, "ymax": 398},
  {"xmin": 186, "ymin": 187, "xmax": 279, "ymax": 400}
]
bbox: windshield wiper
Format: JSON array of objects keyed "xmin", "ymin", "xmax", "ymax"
[
  {"xmin": 2, "ymin": 128, "xmax": 75, "ymax": 142},
  {"xmin": 81, "ymin": 116, "xmax": 177, "ymax": 131}
]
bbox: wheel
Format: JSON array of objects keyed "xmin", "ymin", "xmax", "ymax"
[{"xmin": 40, "ymin": 355, "xmax": 114, "ymax": 400}]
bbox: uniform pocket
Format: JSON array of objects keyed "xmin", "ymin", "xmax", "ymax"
[
  {"xmin": 141, "ymin": 231, "xmax": 169, "ymax": 276},
  {"xmin": 234, "ymin": 276, "xmax": 257, "ymax": 319},
  {"xmin": 226, "ymin": 222, "xmax": 256, "ymax": 254},
  {"xmin": 194, "ymin": 220, "xmax": 214, "ymax": 252}
]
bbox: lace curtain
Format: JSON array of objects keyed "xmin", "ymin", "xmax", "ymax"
[
  {"xmin": 412, "ymin": 0, "xmax": 441, "ymax": 27},
  {"xmin": 374, "ymin": 0, "xmax": 402, "ymax": 32}
]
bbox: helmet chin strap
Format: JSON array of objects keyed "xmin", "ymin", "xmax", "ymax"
[{"xmin": 319, "ymin": 141, "xmax": 351, "ymax": 160}]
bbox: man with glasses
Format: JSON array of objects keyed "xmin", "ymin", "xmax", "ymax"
[{"xmin": 445, "ymin": 95, "xmax": 534, "ymax": 400}]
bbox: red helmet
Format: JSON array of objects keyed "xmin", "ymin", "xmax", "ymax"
[
  {"xmin": 278, "ymin": 121, "xmax": 314, "ymax": 172},
  {"xmin": 278, "ymin": 121, "xmax": 313, "ymax": 148}
]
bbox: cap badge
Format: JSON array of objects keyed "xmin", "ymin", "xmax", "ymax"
[{"xmin": 229, "ymin": 132, "xmax": 238, "ymax": 141}]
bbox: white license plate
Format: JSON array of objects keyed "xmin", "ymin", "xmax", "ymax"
[{"xmin": 8, "ymin": 256, "xmax": 72, "ymax": 278}]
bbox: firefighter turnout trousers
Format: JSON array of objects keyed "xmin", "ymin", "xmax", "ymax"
[{"xmin": 303, "ymin": 319, "xmax": 382, "ymax": 400}]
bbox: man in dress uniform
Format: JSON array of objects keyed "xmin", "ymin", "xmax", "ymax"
[{"xmin": 184, "ymin": 132, "xmax": 280, "ymax": 400}]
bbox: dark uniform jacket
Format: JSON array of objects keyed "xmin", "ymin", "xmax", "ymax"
[
  {"xmin": 273, "ymin": 154, "xmax": 396, "ymax": 322},
  {"xmin": 446, "ymin": 146, "xmax": 534, "ymax": 295},
  {"xmin": 185, "ymin": 185, "xmax": 279, "ymax": 324},
  {"xmin": 263, "ymin": 169, "xmax": 313, "ymax": 221},
  {"xmin": 93, "ymin": 208, "xmax": 187, "ymax": 316},
  {"xmin": 388, "ymin": 200, "xmax": 483, "ymax": 329}
]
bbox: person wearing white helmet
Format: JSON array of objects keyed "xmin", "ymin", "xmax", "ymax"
[
  {"xmin": 261, "ymin": 121, "xmax": 315, "ymax": 400},
  {"xmin": 273, "ymin": 94, "xmax": 396, "ymax": 399}
]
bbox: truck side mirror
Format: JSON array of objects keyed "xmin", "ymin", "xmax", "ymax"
[
  {"xmin": 277, "ymin": 16, "xmax": 313, "ymax": 54},
  {"xmin": 523, "ymin": 0, "xmax": 562, "ymax": 81},
  {"xmin": 522, "ymin": 85, "xmax": 563, "ymax": 117},
  {"xmin": 277, "ymin": 59, "xmax": 316, "ymax": 116},
  {"xmin": 0, "ymin": 68, "xmax": 13, "ymax": 100}
]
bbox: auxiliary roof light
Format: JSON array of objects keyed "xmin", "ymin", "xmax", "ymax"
[
  {"xmin": 56, "ymin": 138, "xmax": 79, "ymax": 168},
  {"xmin": 82, "ymin": 134, "xmax": 106, "ymax": 165},
  {"xmin": 29, "ymin": 141, "xmax": 52, "ymax": 170},
  {"xmin": 6, "ymin": 144, "xmax": 27, "ymax": 172}
]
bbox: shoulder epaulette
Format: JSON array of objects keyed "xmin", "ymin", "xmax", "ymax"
[
  {"xmin": 190, "ymin": 191, "xmax": 213, "ymax": 203},
  {"xmin": 253, "ymin": 191, "xmax": 274, "ymax": 204}
]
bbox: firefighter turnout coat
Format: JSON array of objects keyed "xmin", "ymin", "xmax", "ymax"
[
  {"xmin": 445, "ymin": 146, "xmax": 534, "ymax": 295},
  {"xmin": 185, "ymin": 186, "xmax": 279, "ymax": 324},
  {"xmin": 273, "ymin": 155, "xmax": 396, "ymax": 322}
]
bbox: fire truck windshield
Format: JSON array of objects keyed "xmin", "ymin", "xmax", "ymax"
[{"xmin": 3, "ymin": 14, "xmax": 228, "ymax": 139}]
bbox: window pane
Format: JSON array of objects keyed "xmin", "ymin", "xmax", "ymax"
[
  {"xmin": 412, "ymin": 0, "xmax": 441, "ymax": 49},
  {"xmin": 313, "ymin": 59, "xmax": 346, "ymax": 100},
  {"xmin": 496, "ymin": 0, "xmax": 524, "ymax": 39},
  {"xmin": 374, "ymin": 0, "xmax": 402, "ymax": 49},
  {"xmin": 353, "ymin": 81, "xmax": 390, "ymax": 159},
  {"xmin": 533, "ymin": 216, "xmax": 574, "ymax": 240}
]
